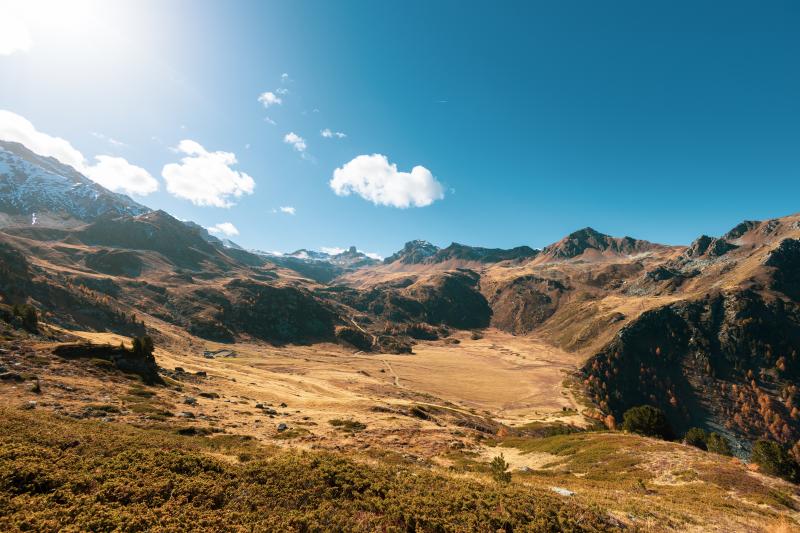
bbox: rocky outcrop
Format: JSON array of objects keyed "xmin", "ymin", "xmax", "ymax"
[
  {"xmin": 384, "ymin": 240, "xmax": 439, "ymax": 264},
  {"xmin": 723, "ymin": 220, "xmax": 760, "ymax": 241},
  {"xmin": 582, "ymin": 290, "xmax": 800, "ymax": 453},
  {"xmin": 53, "ymin": 343, "xmax": 162, "ymax": 384},
  {"xmin": 685, "ymin": 235, "xmax": 738, "ymax": 258},
  {"xmin": 764, "ymin": 238, "xmax": 800, "ymax": 301},
  {"xmin": 543, "ymin": 227, "xmax": 660, "ymax": 260}
]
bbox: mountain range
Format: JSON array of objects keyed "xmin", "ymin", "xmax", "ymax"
[{"xmin": 2, "ymin": 141, "xmax": 800, "ymax": 467}]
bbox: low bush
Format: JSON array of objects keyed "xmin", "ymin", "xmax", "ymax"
[
  {"xmin": 684, "ymin": 427, "xmax": 707, "ymax": 450},
  {"xmin": 706, "ymin": 432, "xmax": 733, "ymax": 456},
  {"xmin": 751, "ymin": 439, "xmax": 799, "ymax": 482},
  {"xmin": 0, "ymin": 407, "xmax": 620, "ymax": 531},
  {"xmin": 329, "ymin": 419, "xmax": 367, "ymax": 432},
  {"xmin": 622, "ymin": 405, "xmax": 673, "ymax": 440},
  {"xmin": 490, "ymin": 454, "xmax": 512, "ymax": 484}
]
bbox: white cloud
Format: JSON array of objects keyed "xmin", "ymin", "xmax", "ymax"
[
  {"xmin": 276, "ymin": 87, "xmax": 289, "ymax": 95},
  {"xmin": 0, "ymin": 13, "xmax": 31, "ymax": 56},
  {"xmin": 161, "ymin": 140, "xmax": 255, "ymax": 207},
  {"xmin": 84, "ymin": 155, "xmax": 158, "ymax": 196},
  {"xmin": 330, "ymin": 154, "xmax": 444, "ymax": 208},
  {"xmin": 281, "ymin": 73, "xmax": 290, "ymax": 83},
  {"xmin": 91, "ymin": 131, "xmax": 126, "ymax": 147},
  {"xmin": 207, "ymin": 222, "xmax": 239, "ymax": 237},
  {"xmin": 0, "ymin": 110, "xmax": 157, "ymax": 196},
  {"xmin": 257, "ymin": 91, "xmax": 282, "ymax": 107},
  {"xmin": 279, "ymin": 206, "xmax": 296, "ymax": 215},
  {"xmin": 263, "ymin": 116, "xmax": 276, "ymax": 126},
  {"xmin": 321, "ymin": 246, "xmax": 346, "ymax": 255},
  {"xmin": 320, "ymin": 246, "xmax": 382, "ymax": 260},
  {"xmin": 321, "ymin": 128, "xmax": 346, "ymax": 139},
  {"xmin": 0, "ymin": 110, "xmax": 85, "ymax": 170},
  {"xmin": 283, "ymin": 132, "xmax": 306, "ymax": 152}
]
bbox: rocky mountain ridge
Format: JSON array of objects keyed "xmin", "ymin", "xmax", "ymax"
[
  {"xmin": 0, "ymin": 140, "xmax": 149, "ymax": 226},
  {"xmin": 3, "ymin": 141, "xmax": 800, "ymax": 458}
]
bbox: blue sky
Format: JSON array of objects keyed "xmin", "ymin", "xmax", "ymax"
[{"xmin": 1, "ymin": 0, "xmax": 798, "ymax": 257}]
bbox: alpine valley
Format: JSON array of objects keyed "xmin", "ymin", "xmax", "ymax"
[{"xmin": 2, "ymin": 140, "xmax": 800, "ymax": 532}]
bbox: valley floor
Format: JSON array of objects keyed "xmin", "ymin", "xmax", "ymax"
[{"xmin": 1, "ymin": 325, "xmax": 799, "ymax": 531}]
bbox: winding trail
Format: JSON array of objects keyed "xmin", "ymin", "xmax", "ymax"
[{"xmin": 382, "ymin": 359, "xmax": 403, "ymax": 388}]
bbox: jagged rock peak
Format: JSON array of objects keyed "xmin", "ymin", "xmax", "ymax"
[{"xmin": 384, "ymin": 240, "xmax": 440, "ymax": 264}]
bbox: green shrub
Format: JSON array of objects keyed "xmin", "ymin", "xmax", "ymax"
[
  {"xmin": 622, "ymin": 405, "xmax": 673, "ymax": 439},
  {"xmin": 0, "ymin": 407, "xmax": 618, "ymax": 531},
  {"xmin": 12, "ymin": 303, "xmax": 38, "ymax": 332},
  {"xmin": 132, "ymin": 335, "xmax": 154, "ymax": 358},
  {"xmin": 706, "ymin": 432, "xmax": 732, "ymax": 456},
  {"xmin": 329, "ymin": 419, "xmax": 367, "ymax": 432},
  {"xmin": 684, "ymin": 427, "xmax": 707, "ymax": 450},
  {"xmin": 751, "ymin": 439, "xmax": 799, "ymax": 482},
  {"xmin": 490, "ymin": 454, "xmax": 512, "ymax": 484}
]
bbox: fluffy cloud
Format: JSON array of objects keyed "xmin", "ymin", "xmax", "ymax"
[
  {"xmin": 0, "ymin": 110, "xmax": 157, "ymax": 196},
  {"xmin": 278, "ymin": 206, "xmax": 296, "ymax": 215},
  {"xmin": 321, "ymin": 246, "xmax": 383, "ymax": 260},
  {"xmin": 321, "ymin": 246, "xmax": 345, "ymax": 255},
  {"xmin": 321, "ymin": 128, "xmax": 346, "ymax": 139},
  {"xmin": 330, "ymin": 154, "xmax": 444, "ymax": 208},
  {"xmin": 85, "ymin": 156, "xmax": 158, "ymax": 196},
  {"xmin": 0, "ymin": 13, "xmax": 31, "ymax": 56},
  {"xmin": 161, "ymin": 140, "xmax": 255, "ymax": 207},
  {"xmin": 258, "ymin": 91, "xmax": 282, "ymax": 107},
  {"xmin": 283, "ymin": 132, "xmax": 306, "ymax": 152},
  {"xmin": 0, "ymin": 110, "xmax": 85, "ymax": 170},
  {"xmin": 276, "ymin": 87, "xmax": 289, "ymax": 95},
  {"xmin": 280, "ymin": 73, "xmax": 290, "ymax": 83},
  {"xmin": 207, "ymin": 222, "xmax": 239, "ymax": 237}
]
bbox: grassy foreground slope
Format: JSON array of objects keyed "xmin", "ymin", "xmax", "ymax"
[{"xmin": 0, "ymin": 407, "xmax": 617, "ymax": 532}]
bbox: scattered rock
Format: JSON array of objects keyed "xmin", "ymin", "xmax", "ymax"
[
  {"xmin": 21, "ymin": 400, "xmax": 36, "ymax": 410},
  {"xmin": 550, "ymin": 487, "xmax": 575, "ymax": 497},
  {"xmin": 279, "ymin": 402, "xmax": 287, "ymax": 408},
  {"xmin": 184, "ymin": 397, "xmax": 197, "ymax": 406},
  {"xmin": 199, "ymin": 391, "xmax": 219, "ymax": 399},
  {"xmin": 195, "ymin": 371, "xmax": 207, "ymax": 377},
  {"xmin": 277, "ymin": 423, "xmax": 288, "ymax": 432},
  {"xmin": 0, "ymin": 371, "xmax": 24, "ymax": 382},
  {"xmin": 178, "ymin": 412, "xmax": 195, "ymax": 419}
]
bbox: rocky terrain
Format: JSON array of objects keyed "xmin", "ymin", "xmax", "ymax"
[
  {"xmin": 2, "ymin": 145, "xmax": 800, "ymax": 531},
  {"xmin": 0, "ymin": 141, "xmax": 149, "ymax": 227}
]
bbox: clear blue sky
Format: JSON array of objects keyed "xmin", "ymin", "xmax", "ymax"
[{"xmin": 1, "ymin": 0, "xmax": 798, "ymax": 257}]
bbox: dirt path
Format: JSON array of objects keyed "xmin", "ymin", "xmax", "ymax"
[{"xmin": 382, "ymin": 359, "xmax": 403, "ymax": 388}]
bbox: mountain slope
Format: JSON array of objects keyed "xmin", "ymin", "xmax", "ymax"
[
  {"xmin": 542, "ymin": 227, "xmax": 664, "ymax": 260},
  {"xmin": 0, "ymin": 140, "xmax": 149, "ymax": 226}
]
